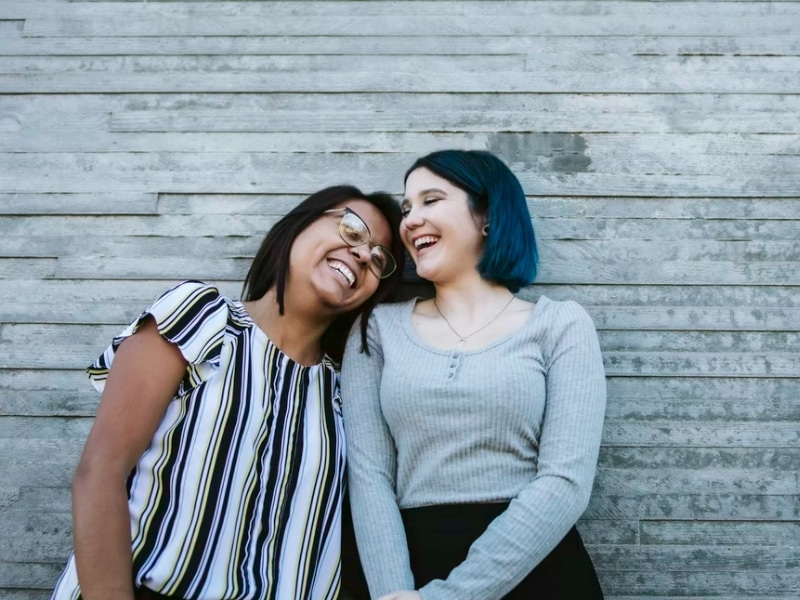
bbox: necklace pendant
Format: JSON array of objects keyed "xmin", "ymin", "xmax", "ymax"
[{"xmin": 457, "ymin": 338, "xmax": 465, "ymax": 348}]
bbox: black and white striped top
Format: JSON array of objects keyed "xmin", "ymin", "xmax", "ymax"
[{"xmin": 52, "ymin": 281, "xmax": 345, "ymax": 600}]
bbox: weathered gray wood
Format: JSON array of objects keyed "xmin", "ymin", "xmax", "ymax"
[
  {"xmin": 602, "ymin": 422, "xmax": 800, "ymax": 447},
  {"xmin": 592, "ymin": 545, "xmax": 800, "ymax": 571},
  {"xmin": 3, "ymin": 1, "xmax": 800, "ymax": 598},
  {"xmin": 583, "ymin": 493, "xmax": 799, "ymax": 521},
  {"xmin": 594, "ymin": 469, "xmax": 798, "ymax": 495},
  {"xmin": 7, "ymin": 92, "xmax": 800, "ymax": 118},
  {"xmin": 0, "ymin": 55, "xmax": 527, "ymax": 74},
  {"xmin": 6, "ymin": 1, "xmax": 800, "ymax": 19},
  {"xmin": 640, "ymin": 521, "xmax": 800, "ymax": 545},
  {"xmin": 4, "ymin": 71, "xmax": 799, "ymax": 94},
  {"xmin": 3, "ymin": 34, "xmax": 800, "ymax": 57},
  {"xmin": 598, "ymin": 571, "xmax": 800, "ymax": 595},
  {"xmin": 599, "ymin": 447, "xmax": 800, "ymax": 470},
  {"xmin": 17, "ymin": 13, "xmax": 800, "ymax": 38},
  {"xmin": 0, "ymin": 193, "xmax": 157, "ymax": 215},
  {"xmin": 3, "ymin": 154, "xmax": 800, "ymax": 196}
]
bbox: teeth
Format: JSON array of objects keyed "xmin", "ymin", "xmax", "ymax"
[
  {"xmin": 414, "ymin": 236, "xmax": 439, "ymax": 249},
  {"xmin": 329, "ymin": 260, "xmax": 356, "ymax": 287}
]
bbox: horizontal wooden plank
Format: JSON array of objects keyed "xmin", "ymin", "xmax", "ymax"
[
  {"xmin": 3, "ymin": 71, "xmax": 799, "ymax": 94},
  {"xmin": 0, "ymin": 235, "xmax": 261, "ymax": 259},
  {"xmin": 589, "ymin": 307, "xmax": 800, "ymax": 332},
  {"xmin": 641, "ymin": 521, "xmax": 800, "ymax": 546},
  {"xmin": 2, "ymin": 157, "xmax": 800, "ymax": 196},
  {"xmin": 576, "ymin": 519, "xmax": 639, "ymax": 545},
  {"xmin": 602, "ymin": 421, "xmax": 800, "ymax": 447},
  {"xmin": 0, "ymin": 440, "xmax": 80, "ymax": 488},
  {"xmin": 594, "ymin": 468, "xmax": 798, "ymax": 495},
  {"xmin": 604, "ymin": 352, "xmax": 800, "ymax": 377},
  {"xmin": 18, "ymin": 13, "xmax": 800, "ymax": 38},
  {"xmin": 0, "ymin": 259, "xmax": 55, "ymax": 278},
  {"xmin": 3, "ymin": 129, "xmax": 800, "ymax": 155},
  {"xmin": 0, "ymin": 193, "xmax": 157, "ymax": 215},
  {"xmin": 8, "ymin": 1, "xmax": 800, "ymax": 20},
  {"xmin": 606, "ymin": 377, "xmax": 800, "ymax": 401},
  {"xmin": 0, "ymin": 590, "xmax": 51, "ymax": 600},
  {"xmin": 3, "ymin": 34, "xmax": 800, "ymax": 57},
  {"xmin": 0, "ymin": 54, "xmax": 526, "ymax": 74},
  {"xmin": 7, "ymin": 92, "xmax": 800, "ymax": 119},
  {"xmin": 530, "ymin": 284, "xmax": 800, "ymax": 309},
  {"xmin": 598, "ymin": 448, "xmax": 800, "ymax": 471},
  {"xmin": 0, "ymin": 486, "xmax": 69, "ymax": 513},
  {"xmin": 592, "ymin": 545, "xmax": 800, "ymax": 572},
  {"xmin": 599, "ymin": 331, "xmax": 800, "ymax": 352},
  {"xmin": 0, "ymin": 511, "xmax": 69, "ymax": 563},
  {"xmin": 600, "ymin": 571, "xmax": 800, "ymax": 596},
  {"xmin": 606, "ymin": 396, "xmax": 800, "ymax": 422},
  {"xmin": 0, "ymin": 391, "xmax": 98, "ymax": 418},
  {"xmin": 0, "ymin": 417, "xmax": 92, "ymax": 440},
  {"xmin": 4, "ymin": 54, "xmax": 799, "ymax": 80},
  {"xmin": 0, "ymin": 562, "xmax": 62, "ymax": 590},
  {"xmin": 584, "ymin": 493, "xmax": 800, "ymax": 521},
  {"xmin": 108, "ymin": 109, "xmax": 800, "ymax": 137},
  {"xmin": 0, "ymin": 368, "xmax": 87, "ymax": 392}
]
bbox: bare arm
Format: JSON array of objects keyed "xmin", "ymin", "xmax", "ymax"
[{"xmin": 72, "ymin": 317, "xmax": 186, "ymax": 600}]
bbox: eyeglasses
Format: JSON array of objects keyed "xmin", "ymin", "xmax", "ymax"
[{"xmin": 324, "ymin": 208, "xmax": 397, "ymax": 279}]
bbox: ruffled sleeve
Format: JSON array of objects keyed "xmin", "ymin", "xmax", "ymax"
[{"xmin": 87, "ymin": 280, "xmax": 229, "ymax": 396}]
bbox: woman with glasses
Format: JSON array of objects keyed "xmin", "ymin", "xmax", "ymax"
[
  {"xmin": 342, "ymin": 151, "xmax": 606, "ymax": 599},
  {"xmin": 51, "ymin": 186, "xmax": 403, "ymax": 600}
]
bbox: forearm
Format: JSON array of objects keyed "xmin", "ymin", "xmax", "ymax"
[{"xmin": 72, "ymin": 469, "xmax": 135, "ymax": 600}]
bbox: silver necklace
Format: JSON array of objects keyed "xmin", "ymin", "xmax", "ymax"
[{"xmin": 433, "ymin": 294, "xmax": 515, "ymax": 347}]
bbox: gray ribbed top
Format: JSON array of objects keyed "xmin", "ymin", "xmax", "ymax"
[{"xmin": 342, "ymin": 296, "xmax": 607, "ymax": 600}]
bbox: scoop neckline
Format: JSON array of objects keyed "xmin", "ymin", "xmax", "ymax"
[
  {"xmin": 400, "ymin": 295, "xmax": 549, "ymax": 356},
  {"xmin": 231, "ymin": 300, "xmax": 335, "ymax": 369}
]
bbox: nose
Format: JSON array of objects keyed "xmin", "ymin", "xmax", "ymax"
[
  {"xmin": 349, "ymin": 244, "xmax": 370, "ymax": 266},
  {"xmin": 402, "ymin": 208, "xmax": 423, "ymax": 231}
]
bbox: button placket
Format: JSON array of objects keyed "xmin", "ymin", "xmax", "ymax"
[{"xmin": 446, "ymin": 352, "xmax": 461, "ymax": 381}]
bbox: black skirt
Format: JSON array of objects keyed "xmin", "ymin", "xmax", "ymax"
[{"xmin": 342, "ymin": 499, "xmax": 604, "ymax": 600}]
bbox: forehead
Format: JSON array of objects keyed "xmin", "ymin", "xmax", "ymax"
[{"xmin": 403, "ymin": 167, "xmax": 462, "ymax": 200}]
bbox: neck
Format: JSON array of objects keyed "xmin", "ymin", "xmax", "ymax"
[
  {"xmin": 432, "ymin": 274, "xmax": 512, "ymax": 318},
  {"xmin": 244, "ymin": 289, "xmax": 333, "ymax": 366}
]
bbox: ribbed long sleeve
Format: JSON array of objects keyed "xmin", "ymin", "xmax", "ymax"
[{"xmin": 342, "ymin": 296, "xmax": 607, "ymax": 600}]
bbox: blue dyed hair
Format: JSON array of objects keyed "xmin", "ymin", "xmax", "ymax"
[{"xmin": 404, "ymin": 150, "xmax": 538, "ymax": 292}]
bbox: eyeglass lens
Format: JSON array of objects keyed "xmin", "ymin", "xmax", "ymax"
[{"xmin": 338, "ymin": 212, "xmax": 395, "ymax": 278}]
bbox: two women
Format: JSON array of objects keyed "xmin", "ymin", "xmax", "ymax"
[
  {"xmin": 51, "ymin": 185, "xmax": 404, "ymax": 600},
  {"xmin": 342, "ymin": 150, "xmax": 607, "ymax": 599}
]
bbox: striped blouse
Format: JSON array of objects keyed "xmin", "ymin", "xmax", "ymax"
[{"xmin": 52, "ymin": 281, "xmax": 345, "ymax": 600}]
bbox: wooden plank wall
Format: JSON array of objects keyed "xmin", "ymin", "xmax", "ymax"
[{"xmin": 1, "ymin": 1, "xmax": 798, "ymax": 598}]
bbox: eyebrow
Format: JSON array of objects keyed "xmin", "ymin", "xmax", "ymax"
[{"xmin": 402, "ymin": 187, "xmax": 448, "ymax": 203}]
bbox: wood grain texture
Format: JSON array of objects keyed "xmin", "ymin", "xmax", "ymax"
[{"xmin": 1, "ymin": 0, "xmax": 799, "ymax": 597}]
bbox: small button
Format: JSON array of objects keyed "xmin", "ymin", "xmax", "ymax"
[
  {"xmin": 447, "ymin": 373, "xmax": 454, "ymax": 378},
  {"xmin": 450, "ymin": 363, "xmax": 457, "ymax": 368}
]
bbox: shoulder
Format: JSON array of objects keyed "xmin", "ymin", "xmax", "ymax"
[
  {"xmin": 369, "ymin": 298, "xmax": 416, "ymax": 328},
  {"xmin": 533, "ymin": 296, "xmax": 600, "ymax": 350},
  {"xmin": 536, "ymin": 296, "xmax": 594, "ymax": 325}
]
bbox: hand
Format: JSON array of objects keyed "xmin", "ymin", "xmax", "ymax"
[{"xmin": 377, "ymin": 592, "xmax": 422, "ymax": 600}]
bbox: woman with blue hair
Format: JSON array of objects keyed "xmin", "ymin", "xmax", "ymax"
[{"xmin": 342, "ymin": 150, "xmax": 606, "ymax": 599}]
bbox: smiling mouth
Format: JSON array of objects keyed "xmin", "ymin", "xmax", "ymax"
[
  {"xmin": 328, "ymin": 259, "xmax": 356, "ymax": 288},
  {"xmin": 414, "ymin": 236, "xmax": 439, "ymax": 251}
]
